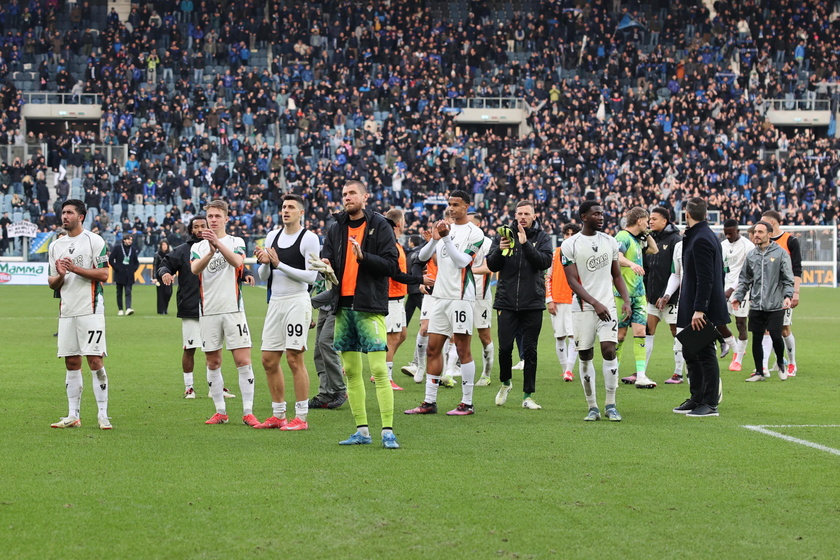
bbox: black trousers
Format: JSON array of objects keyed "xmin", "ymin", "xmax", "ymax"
[
  {"xmin": 404, "ymin": 293, "xmax": 423, "ymax": 324},
  {"xmin": 157, "ymin": 284, "xmax": 172, "ymax": 314},
  {"xmin": 686, "ymin": 340, "xmax": 720, "ymax": 407},
  {"xmin": 497, "ymin": 309, "xmax": 543, "ymax": 394}
]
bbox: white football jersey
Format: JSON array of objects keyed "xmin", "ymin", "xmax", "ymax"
[
  {"xmin": 560, "ymin": 231, "xmax": 619, "ymax": 312},
  {"xmin": 433, "ymin": 221, "xmax": 485, "ymax": 301},
  {"xmin": 721, "ymin": 235, "xmax": 755, "ymax": 291},
  {"xmin": 472, "ymin": 235, "xmax": 493, "ymax": 301},
  {"xmin": 49, "ymin": 230, "xmax": 108, "ymax": 317},
  {"xmin": 191, "ymin": 235, "xmax": 246, "ymax": 316}
]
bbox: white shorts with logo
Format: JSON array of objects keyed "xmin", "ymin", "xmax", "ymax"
[
  {"xmin": 182, "ymin": 318, "xmax": 202, "ymax": 349},
  {"xmin": 261, "ymin": 293, "xmax": 312, "ymax": 352},
  {"xmin": 783, "ymin": 307, "xmax": 793, "ymax": 326},
  {"xmin": 550, "ymin": 303, "xmax": 574, "ymax": 338},
  {"xmin": 647, "ymin": 302, "xmax": 679, "ymax": 325},
  {"xmin": 474, "ymin": 298, "xmax": 492, "ymax": 330},
  {"xmin": 200, "ymin": 310, "xmax": 252, "ymax": 352},
  {"xmin": 727, "ymin": 298, "xmax": 749, "ymax": 318},
  {"xmin": 428, "ymin": 298, "xmax": 474, "ymax": 337},
  {"xmin": 572, "ymin": 308, "xmax": 618, "ymax": 352},
  {"xmin": 57, "ymin": 314, "xmax": 108, "ymax": 357},
  {"xmin": 386, "ymin": 299, "xmax": 407, "ymax": 333},
  {"xmin": 419, "ymin": 294, "xmax": 436, "ymax": 322}
]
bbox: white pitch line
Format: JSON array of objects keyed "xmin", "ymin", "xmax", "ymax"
[{"xmin": 743, "ymin": 425, "xmax": 840, "ymax": 456}]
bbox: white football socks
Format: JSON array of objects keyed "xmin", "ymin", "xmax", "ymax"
[
  {"xmin": 644, "ymin": 334, "xmax": 655, "ymax": 369},
  {"xmin": 237, "ymin": 364, "xmax": 255, "ymax": 415},
  {"xmin": 386, "ymin": 361, "xmax": 393, "ymax": 381},
  {"xmin": 92, "ymin": 368, "xmax": 109, "ymax": 417},
  {"xmin": 566, "ymin": 338, "xmax": 578, "ymax": 372},
  {"xmin": 294, "ymin": 400, "xmax": 308, "ymax": 421},
  {"xmin": 784, "ymin": 333, "xmax": 796, "ymax": 365},
  {"xmin": 579, "ymin": 360, "xmax": 597, "ymax": 408},
  {"xmin": 417, "ymin": 334, "xmax": 429, "ymax": 372},
  {"xmin": 460, "ymin": 361, "xmax": 475, "ymax": 406},
  {"xmin": 424, "ymin": 374, "xmax": 440, "ymax": 404},
  {"xmin": 207, "ymin": 368, "xmax": 225, "ymax": 413},
  {"xmin": 66, "ymin": 369, "xmax": 83, "ymax": 418},
  {"xmin": 603, "ymin": 358, "xmax": 619, "ymax": 406},
  {"xmin": 762, "ymin": 334, "xmax": 772, "ymax": 371},
  {"xmin": 183, "ymin": 371, "xmax": 194, "ymax": 390},
  {"xmin": 482, "ymin": 342, "xmax": 494, "ymax": 377},
  {"xmin": 272, "ymin": 401, "xmax": 287, "ymax": 419},
  {"xmin": 555, "ymin": 338, "xmax": 566, "ymax": 368}
]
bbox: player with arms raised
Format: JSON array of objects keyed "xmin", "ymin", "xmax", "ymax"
[{"xmin": 191, "ymin": 200, "xmax": 257, "ymax": 426}]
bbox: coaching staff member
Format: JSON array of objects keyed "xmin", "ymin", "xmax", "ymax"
[
  {"xmin": 673, "ymin": 198, "xmax": 730, "ymax": 418},
  {"xmin": 486, "ymin": 200, "xmax": 553, "ymax": 410}
]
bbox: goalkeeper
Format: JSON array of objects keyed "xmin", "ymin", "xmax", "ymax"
[{"xmin": 485, "ymin": 201, "xmax": 553, "ymax": 410}]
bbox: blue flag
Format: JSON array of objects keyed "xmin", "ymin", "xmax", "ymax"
[{"xmin": 616, "ymin": 14, "xmax": 646, "ymax": 32}]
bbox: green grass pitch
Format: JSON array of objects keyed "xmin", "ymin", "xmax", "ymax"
[{"xmin": 1, "ymin": 285, "xmax": 839, "ymax": 559}]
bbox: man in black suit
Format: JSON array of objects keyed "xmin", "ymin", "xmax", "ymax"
[
  {"xmin": 673, "ymin": 198, "xmax": 730, "ymax": 417},
  {"xmin": 108, "ymin": 234, "xmax": 140, "ymax": 316}
]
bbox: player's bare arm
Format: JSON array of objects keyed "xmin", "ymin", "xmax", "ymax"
[{"xmin": 611, "ymin": 260, "xmax": 632, "ymax": 321}]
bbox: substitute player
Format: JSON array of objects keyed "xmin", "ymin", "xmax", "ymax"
[
  {"xmin": 545, "ymin": 223, "xmax": 580, "ymax": 382},
  {"xmin": 48, "ymin": 199, "xmax": 112, "ymax": 430},
  {"xmin": 191, "ymin": 200, "xmax": 257, "ymax": 426},
  {"xmin": 562, "ymin": 201, "xmax": 632, "ymax": 422},
  {"xmin": 379, "ymin": 208, "xmax": 428, "ymax": 390},
  {"xmin": 158, "ymin": 215, "xmax": 235, "ymax": 399},
  {"xmin": 254, "ymin": 194, "xmax": 320, "ymax": 430}
]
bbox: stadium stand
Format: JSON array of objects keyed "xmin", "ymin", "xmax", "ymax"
[{"xmin": 1, "ymin": 0, "xmax": 839, "ymax": 259}]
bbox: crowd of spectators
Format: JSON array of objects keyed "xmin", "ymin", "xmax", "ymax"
[{"xmin": 2, "ymin": 0, "xmax": 840, "ymax": 259}]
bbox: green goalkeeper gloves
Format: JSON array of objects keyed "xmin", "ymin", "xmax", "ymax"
[{"xmin": 497, "ymin": 225, "xmax": 516, "ymax": 257}]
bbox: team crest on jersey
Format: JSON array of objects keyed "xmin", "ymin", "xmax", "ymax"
[
  {"xmin": 663, "ymin": 244, "xmax": 669, "ymax": 250},
  {"xmin": 69, "ymin": 245, "xmax": 75, "ymax": 254}
]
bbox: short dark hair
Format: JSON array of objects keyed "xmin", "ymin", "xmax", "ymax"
[
  {"xmin": 578, "ymin": 200, "xmax": 600, "ymax": 220},
  {"xmin": 686, "ymin": 197, "xmax": 707, "ymax": 222},
  {"xmin": 409, "ymin": 234, "xmax": 423, "ymax": 248},
  {"xmin": 62, "ymin": 199, "xmax": 86, "ymax": 219},
  {"xmin": 651, "ymin": 207, "xmax": 670, "ymax": 222},
  {"xmin": 283, "ymin": 193, "xmax": 305, "ymax": 210},
  {"xmin": 344, "ymin": 179, "xmax": 367, "ymax": 194},
  {"xmin": 450, "ymin": 189, "xmax": 470, "ymax": 204},
  {"xmin": 755, "ymin": 220, "xmax": 773, "ymax": 233},
  {"xmin": 515, "ymin": 200, "xmax": 534, "ymax": 210},
  {"xmin": 723, "ymin": 218, "xmax": 739, "ymax": 228}
]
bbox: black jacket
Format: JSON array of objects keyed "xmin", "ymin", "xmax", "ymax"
[
  {"xmin": 321, "ymin": 208, "xmax": 398, "ymax": 315},
  {"xmin": 109, "ymin": 240, "xmax": 140, "ymax": 285},
  {"xmin": 486, "ymin": 219, "xmax": 553, "ymax": 312},
  {"xmin": 157, "ymin": 238, "xmax": 201, "ymax": 319},
  {"xmin": 644, "ymin": 222, "xmax": 682, "ymax": 301},
  {"xmin": 676, "ymin": 221, "xmax": 730, "ymax": 329}
]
